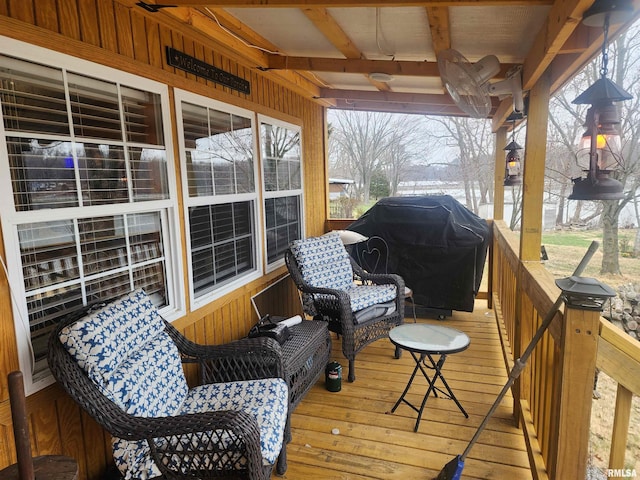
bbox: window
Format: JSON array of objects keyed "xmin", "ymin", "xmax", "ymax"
[
  {"xmin": 0, "ymin": 39, "xmax": 180, "ymax": 392},
  {"xmin": 176, "ymin": 91, "xmax": 260, "ymax": 305},
  {"xmin": 259, "ymin": 116, "xmax": 303, "ymax": 269}
]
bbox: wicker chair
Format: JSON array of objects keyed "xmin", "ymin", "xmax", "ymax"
[
  {"xmin": 352, "ymin": 235, "xmax": 417, "ymax": 322},
  {"xmin": 285, "ymin": 232, "xmax": 405, "ymax": 382},
  {"xmin": 48, "ymin": 289, "xmax": 288, "ymax": 480}
]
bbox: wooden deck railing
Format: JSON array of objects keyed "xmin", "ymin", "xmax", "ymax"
[{"xmin": 492, "ymin": 220, "xmax": 640, "ymax": 480}]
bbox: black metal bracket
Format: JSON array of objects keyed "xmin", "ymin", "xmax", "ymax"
[{"xmin": 136, "ymin": 2, "xmax": 177, "ymax": 12}]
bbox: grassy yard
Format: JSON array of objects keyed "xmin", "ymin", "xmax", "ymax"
[
  {"xmin": 541, "ymin": 228, "xmax": 640, "ymax": 289},
  {"xmin": 539, "ymin": 228, "xmax": 639, "ymax": 477}
]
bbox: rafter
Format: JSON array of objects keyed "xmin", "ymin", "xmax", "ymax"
[
  {"xmin": 425, "ymin": 6, "xmax": 451, "ymax": 55},
  {"xmin": 318, "ymin": 88, "xmax": 460, "ymax": 105},
  {"xmin": 162, "ymin": 0, "xmax": 554, "ymax": 7},
  {"xmin": 301, "ymin": 8, "xmax": 362, "ymax": 58},
  {"xmin": 157, "ymin": 6, "xmax": 327, "ymax": 100},
  {"xmin": 331, "ymin": 98, "xmax": 481, "ymax": 116},
  {"xmin": 492, "ymin": 0, "xmax": 640, "ymax": 129},
  {"xmin": 548, "ymin": 0, "xmax": 640, "ymax": 92},
  {"xmin": 265, "ymin": 54, "xmax": 518, "ymax": 77},
  {"xmin": 301, "ymin": 7, "xmax": 392, "ymax": 90}
]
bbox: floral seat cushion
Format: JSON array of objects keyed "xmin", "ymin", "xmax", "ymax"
[
  {"xmin": 59, "ymin": 288, "xmax": 287, "ymax": 479},
  {"xmin": 112, "ymin": 378, "xmax": 288, "ymax": 478}
]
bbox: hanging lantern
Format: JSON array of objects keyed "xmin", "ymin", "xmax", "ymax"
[
  {"xmin": 504, "ymin": 119, "xmax": 522, "ymax": 186},
  {"xmin": 504, "ymin": 140, "xmax": 523, "ymax": 186},
  {"xmin": 569, "ymin": 0, "xmax": 633, "ymax": 201}
]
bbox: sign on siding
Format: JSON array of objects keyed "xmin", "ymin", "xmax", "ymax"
[{"xmin": 166, "ymin": 47, "xmax": 250, "ymax": 95}]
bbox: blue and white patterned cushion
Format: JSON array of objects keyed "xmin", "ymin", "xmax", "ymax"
[
  {"xmin": 105, "ymin": 331, "xmax": 188, "ymax": 417},
  {"xmin": 313, "ymin": 283, "xmax": 397, "ymax": 313},
  {"xmin": 291, "ymin": 232, "xmax": 353, "ymax": 291},
  {"xmin": 182, "ymin": 379, "xmax": 287, "ymax": 464},
  {"xmin": 59, "ymin": 289, "xmax": 167, "ymax": 390},
  {"xmin": 112, "ymin": 378, "xmax": 288, "ymax": 479},
  {"xmin": 345, "ymin": 283, "xmax": 397, "ymax": 312},
  {"xmin": 291, "ymin": 233, "xmax": 354, "ymax": 316}
]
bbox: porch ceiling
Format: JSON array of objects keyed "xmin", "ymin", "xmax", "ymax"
[{"xmin": 135, "ymin": 0, "xmax": 640, "ymax": 129}]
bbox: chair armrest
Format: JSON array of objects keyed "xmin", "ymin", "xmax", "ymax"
[
  {"xmin": 117, "ymin": 408, "xmax": 258, "ymax": 441},
  {"xmin": 163, "ymin": 322, "xmax": 285, "ymax": 384},
  {"xmin": 352, "ymin": 260, "xmax": 405, "ymax": 291}
]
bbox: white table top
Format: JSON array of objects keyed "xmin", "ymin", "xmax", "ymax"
[{"xmin": 389, "ymin": 323, "xmax": 470, "ymax": 355}]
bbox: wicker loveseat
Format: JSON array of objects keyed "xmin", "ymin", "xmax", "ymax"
[
  {"xmin": 285, "ymin": 232, "xmax": 405, "ymax": 382},
  {"xmin": 48, "ymin": 289, "xmax": 289, "ymax": 480}
]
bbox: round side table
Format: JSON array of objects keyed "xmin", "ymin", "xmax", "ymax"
[{"xmin": 389, "ymin": 323, "xmax": 470, "ymax": 432}]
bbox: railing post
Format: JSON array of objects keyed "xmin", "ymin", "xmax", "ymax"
[
  {"xmin": 551, "ymin": 277, "xmax": 615, "ymax": 480},
  {"xmin": 551, "ymin": 306, "xmax": 599, "ymax": 479}
]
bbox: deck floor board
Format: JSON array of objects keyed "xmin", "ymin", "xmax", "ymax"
[{"xmin": 276, "ymin": 301, "xmax": 534, "ymax": 479}]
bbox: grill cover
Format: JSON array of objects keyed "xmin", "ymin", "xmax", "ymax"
[{"xmin": 347, "ymin": 195, "xmax": 490, "ymax": 312}]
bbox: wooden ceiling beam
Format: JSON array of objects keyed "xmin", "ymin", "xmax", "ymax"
[
  {"xmin": 265, "ymin": 55, "xmax": 518, "ymax": 77},
  {"xmin": 158, "ymin": 6, "xmax": 326, "ymax": 100},
  {"xmin": 548, "ymin": 0, "xmax": 640, "ymax": 92},
  {"xmin": 301, "ymin": 8, "xmax": 392, "ymax": 90},
  {"xmin": 331, "ymin": 98, "xmax": 474, "ymax": 116},
  {"xmin": 318, "ymin": 88, "xmax": 459, "ymax": 105},
  {"xmin": 492, "ymin": 0, "xmax": 640, "ymax": 129},
  {"xmin": 521, "ymin": 0, "xmax": 592, "ymax": 92},
  {"xmin": 301, "ymin": 8, "xmax": 362, "ymax": 58},
  {"xmin": 425, "ymin": 6, "xmax": 451, "ymax": 55},
  {"xmin": 161, "ymin": 0, "xmax": 554, "ymax": 7},
  {"xmin": 493, "ymin": 0, "xmax": 592, "ymax": 129}
]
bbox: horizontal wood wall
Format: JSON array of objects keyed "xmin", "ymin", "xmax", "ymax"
[{"xmin": 0, "ymin": 1, "xmax": 327, "ymax": 478}]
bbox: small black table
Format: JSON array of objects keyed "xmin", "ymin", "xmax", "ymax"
[{"xmin": 389, "ymin": 323, "xmax": 470, "ymax": 432}]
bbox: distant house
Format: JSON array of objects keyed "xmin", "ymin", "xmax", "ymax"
[{"xmin": 329, "ymin": 178, "xmax": 355, "ymax": 200}]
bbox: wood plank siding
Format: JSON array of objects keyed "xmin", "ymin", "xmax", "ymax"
[{"xmin": 0, "ymin": 1, "xmax": 325, "ymax": 477}]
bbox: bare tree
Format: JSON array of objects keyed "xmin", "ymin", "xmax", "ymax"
[
  {"xmin": 380, "ymin": 121, "xmax": 424, "ymax": 196},
  {"xmin": 329, "ymin": 110, "xmax": 396, "ymax": 203},
  {"xmin": 548, "ymin": 77, "xmax": 588, "ymax": 225},
  {"xmin": 425, "ymin": 116, "xmax": 494, "ymax": 214},
  {"xmin": 508, "ymin": 185, "xmax": 522, "ymax": 230},
  {"xmin": 328, "ymin": 110, "xmax": 423, "ymax": 203}
]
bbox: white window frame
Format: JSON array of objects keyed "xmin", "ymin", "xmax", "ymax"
[
  {"xmin": 258, "ymin": 114, "xmax": 304, "ymax": 272},
  {"xmin": 174, "ymin": 89, "xmax": 262, "ymax": 310},
  {"xmin": 0, "ymin": 36, "xmax": 185, "ymax": 394}
]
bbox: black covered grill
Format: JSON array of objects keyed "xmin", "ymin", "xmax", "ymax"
[{"xmin": 347, "ymin": 195, "xmax": 490, "ymax": 313}]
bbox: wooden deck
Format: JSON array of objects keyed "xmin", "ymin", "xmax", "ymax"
[{"xmin": 278, "ymin": 300, "xmax": 534, "ymax": 480}]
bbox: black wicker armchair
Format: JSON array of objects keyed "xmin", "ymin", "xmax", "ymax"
[
  {"xmin": 48, "ymin": 289, "xmax": 288, "ymax": 480},
  {"xmin": 285, "ymin": 232, "xmax": 405, "ymax": 382}
]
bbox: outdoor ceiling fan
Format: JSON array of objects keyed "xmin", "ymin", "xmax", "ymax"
[{"xmin": 437, "ymin": 49, "xmax": 524, "ymax": 119}]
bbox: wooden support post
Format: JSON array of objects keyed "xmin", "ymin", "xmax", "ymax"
[
  {"xmin": 494, "ymin": 126, "xmax": 507, "ymax": 222},
  {"xmin": 520, "ymin": 69, "xmax": 550, "ymax": 262},
  {"xmin": 551, "ymin": 305, "xmax": 600, "ymax": 480},
  {"xmin": 512, "ymin": 71, "xmax": 550, "ymax": 423}
]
